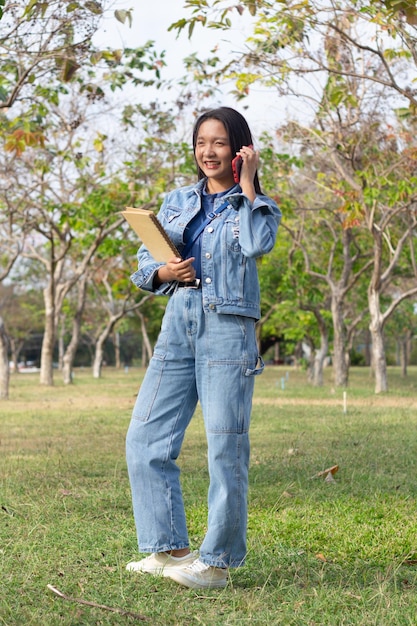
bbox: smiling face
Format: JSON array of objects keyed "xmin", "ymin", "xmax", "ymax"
[{"xmin": 194, "ymin": 119, "xmax": 235, "ymax": 193}]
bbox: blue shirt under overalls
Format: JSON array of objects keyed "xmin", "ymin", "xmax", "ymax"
[{"xmin": 185, "ymin": 186, "xmax": 233, "ymax": 280}]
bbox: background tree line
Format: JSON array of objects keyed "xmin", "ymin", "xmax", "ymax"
[{"xmin": 1, "ymin": 0, "xmax": 416, "ymax": 400}]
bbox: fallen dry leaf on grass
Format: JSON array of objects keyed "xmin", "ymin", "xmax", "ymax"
[{"xmin": 311, "ymin": 464, "xmax": 339, "ymax": 480}]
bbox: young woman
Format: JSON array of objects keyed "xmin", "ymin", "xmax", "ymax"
[{"xmin": 125, "ymin": 107, "xmax": 281, "ymax": 589}]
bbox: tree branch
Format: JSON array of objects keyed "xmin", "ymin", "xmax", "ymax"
[{"xmin": 47, "ymin": 584, "xmax": 148, "ymax": 621}]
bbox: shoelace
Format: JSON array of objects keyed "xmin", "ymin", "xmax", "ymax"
[{"xmin": 186, "ymin": 559, "xmax": 210, "ymax": 573}]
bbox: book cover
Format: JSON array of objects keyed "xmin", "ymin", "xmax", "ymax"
[{"xmin": 122, "ymin": 207, "xmax": 181, "ymax": 262}]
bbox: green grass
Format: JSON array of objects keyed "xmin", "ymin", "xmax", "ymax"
[{"xmin": 1, "ymin": 366, "xmax": 417, "ymax": 625}]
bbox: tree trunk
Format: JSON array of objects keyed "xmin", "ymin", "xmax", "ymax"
[
  {"xmin": 274, "ymin": 341, "xmax": 280, "ymax": 365},
  {"xmin": 398, "ymin": 330, "xmax": 412, "ymax": 378},
  {"xmin": 407, "ymin": 333, "xmax": 413, "ymax": 367},
  {"xmin": 93, "ymin": 319, "xmax": 119, "ymax": 378},
  {"xmin": 364, "ymin": 329, "xmax": 372, "ymax": 367},
  {"xmin": 368, "ymin": 287, "xmax": 388, "ymax": 393},
  {"xmin": 62, "ymin": 335, "xmax": 77, "ymax": 384},
  {"xmin": 57, "ymin": 315, "xmax": 66, "ymax": 371},
  {"xmin": 40, "ymin": 284, "xmax": 55, "ymax": 385},
  {"xmin": 9, "ymin": 337, "xmax": 24, "ymax": 373},
  {"xmin": 92, "ymin": 332, "xmax": 106, "ymax": 379},
  {"xmin": 141, "ymin": 341, "xmax": 146, "ymax": 368},
  {"xmin": 400, "ymin": 338, "xmax": 407, "ymax": 377},
  {"xmin": 136, "ymin": 310, "xmax": 153, "ymax": 367},
  {"xmin": 113, "ymin": 330, "xmax": 121, "ymax": 368},
  {"xmin": 0, "ymin": 316, "xmax": 10, "ymax": 399},
  {"xmin": 302, "ymin": 305, "xmax": 330, "ymax": 387},
  {"xmin": 312, "ymin": 330, "xmax": 329, "ymax": 387},
  {"xmin": 62, "ymin": 274, "xmax": 88, "ymax": 384},
  {"xmin": 91, "ymin": 294, "xmax": 153, "ymax": 376},
  {"xmin": 303, "ymin": 338, "xmax": 314, "ymax": 382},
  {"xmin": 331, "ymin": 293, "xmax": 349, "ymax": 387},
  {"xmin": 293, "ymin": 341, "xmax": 303, "ymax": 368}
]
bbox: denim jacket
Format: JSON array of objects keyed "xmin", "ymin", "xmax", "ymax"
[{"xmin": 130, "ymin": 179, "xmax": 281, "ymax": 320}]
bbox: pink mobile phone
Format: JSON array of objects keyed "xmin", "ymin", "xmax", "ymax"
[{"xmin": 231, "ymin": 145, "xmax": 253, "ymax": 183}]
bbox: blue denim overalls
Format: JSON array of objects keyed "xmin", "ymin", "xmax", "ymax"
[{"xmin": 126, "ymin": 179, "xmax": 281, "ymax": 568}]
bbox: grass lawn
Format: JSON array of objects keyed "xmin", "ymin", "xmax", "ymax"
[{"xmin": 1, "ymin": 365, "xmax": 417, "ymax": 625}]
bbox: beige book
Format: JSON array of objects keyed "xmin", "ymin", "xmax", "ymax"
[{"xmin": 122, "ymin": 207, "xmax": 181, "ymax": 262}]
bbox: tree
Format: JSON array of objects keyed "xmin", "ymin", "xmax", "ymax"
[
  {"xmin": 88, "ymin": 260, "xmax": 152, "ymax": 378},
  {"xmin": 258, "ymin": 130, "xmax": 371, "ymax": 387},
  {"xmin": 16, "ymin": 156, "xmax": 131, "ymax": 386},
  {"xmin": 61, "ymin": 269, "xmax": 90, "ymax": 384},
  {"xmin": 1, "ymin": 284, "xmax": 44, "ymax": 371},
  {"xmin": 0, "ymin": 1, "xmax": 136, "ymax": 113},
  {"xmin": 0, "ymin": 34, "xmax": 167, "ymax": 387},
  {"xmin": 171, "ymin": 0, "xmax": 417, "ymax": 392},
  {"xmin": 386, "ymin": 299, "xmax": 417, "ymax": 376},
  {"xmin": 0, "ymin": 187, "xmax": 28, "ymax": 397},
  {"xmin": 0, "ymin": 0, "xmax": 166, "ymax": 396},
  {"xmin": 170, "ymin": 1, "xmax": 417, "ymax": 108}
]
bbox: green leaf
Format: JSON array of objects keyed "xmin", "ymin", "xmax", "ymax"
[
  {"xmin": 85, "ymin": 1, "xmax": 102, "ymax": 15},
  {"xmin": 22, "ymin": 0, "xmax": 38, "ymax": 17},
  {"xmin": 115, "ymin": 9, "xmax": 132, "ymax": 27},
  {"xmin": 168, "ymin": 18, "xmax": 188, "ymax": 36},
  {"xmin": 90, "ymin": 51, "xmax": 103, "ymax": 65},
  {"xmin": 394, "ymin": 107, "xmax": 413, "ymax": 119},
  {"xmin": 66, "ymin": 2, "xmax": 81, "ymax": 13},
  {"xmin": 248, "ymin": 1, "xmax": 257, "ymax": 16}
]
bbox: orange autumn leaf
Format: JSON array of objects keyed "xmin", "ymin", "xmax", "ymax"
[
  {"xmin": 316, "ymin": 464, "xmax": 339, "ymax": 478},
  {"xmin": 5, "ymin": 128, "xmax": 46, "ymax": 156}
]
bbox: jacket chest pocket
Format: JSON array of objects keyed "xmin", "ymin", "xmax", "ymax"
[
  {"xmin": 224, "ymin": 215, "xmax": 241, "ymax": 252},
  {"xmin": 165, "ymin": 207, "xmax": 182, "ymax": 224}
]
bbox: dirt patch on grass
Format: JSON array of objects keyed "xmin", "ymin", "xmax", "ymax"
[{"xmin": 253, "ymin": 396, "xmax": 417, "ymax": 409}]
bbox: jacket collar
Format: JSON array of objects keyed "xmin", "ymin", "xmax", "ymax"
[{"xmin": 194, "ymin": 178, "xmax": 242, "ymax": 206}]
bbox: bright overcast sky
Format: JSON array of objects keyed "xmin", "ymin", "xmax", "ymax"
[{"xmin": 93, "ymin": 0, "xmax": 285, "ymax": 138}]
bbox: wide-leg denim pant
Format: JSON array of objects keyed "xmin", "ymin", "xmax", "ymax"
[{"xmin": 126, "ymin": 287, "xmax": 262, "ymax": 569}]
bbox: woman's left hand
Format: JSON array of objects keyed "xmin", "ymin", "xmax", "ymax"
[{"xmin": 237, "ymin": 145, "xmax": 258, "ymax": 202}]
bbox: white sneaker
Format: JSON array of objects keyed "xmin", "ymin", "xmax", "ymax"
[
  {"xmin": 166, "ymin": 558, "xmax": 228, "ymax": 589},
  {"xmin": 126, "ymin": 551, "xmax": 198, "ymax": 576}
]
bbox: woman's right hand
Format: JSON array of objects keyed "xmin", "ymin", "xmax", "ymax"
[{"xmin": 155, "ymin": 257, "xmax": 196, "ymax": 286}]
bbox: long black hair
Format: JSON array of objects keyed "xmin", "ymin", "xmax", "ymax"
[{"xmin": 192, "ymin": 107, "xmax": 262, "ymax": 194}]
